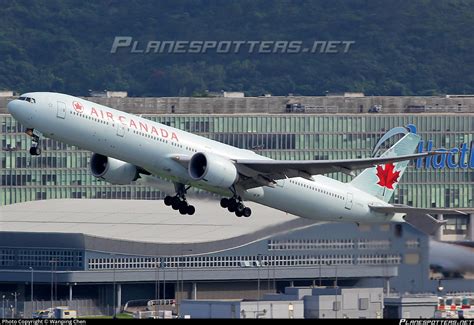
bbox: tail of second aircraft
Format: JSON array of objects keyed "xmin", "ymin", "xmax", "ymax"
[{"xmin": 350, "ymin": 133, "xmax": 421, "ymax": 202}]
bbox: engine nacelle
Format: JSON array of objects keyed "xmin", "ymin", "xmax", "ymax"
[
  {"xmin": 90, "ymin": 153, "xmax": 139, "ymax": 185},
  {"xmin": 188, "ymin": 152, "xmax": 239, "ymax": 188}
]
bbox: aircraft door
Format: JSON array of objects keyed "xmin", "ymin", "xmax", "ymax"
[
  {"xmin": 116, "ymin": 123, "xmax": 125, "ymax": 137},
  {"xmin": 56, "ymin": 101, "xmax": 66, "ymax": 119},
  {"xmin": 345, "ymin": 192, "xmax": 353, "ymax": 210}
]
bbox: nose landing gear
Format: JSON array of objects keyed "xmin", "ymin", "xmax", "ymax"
[
  {"xmin": 29, "ymin": 146, "xmax": 41, "ymax": 156},
  {"xmin": 26, "ymin": 129, "xmax": 42, "ymax": 156}
]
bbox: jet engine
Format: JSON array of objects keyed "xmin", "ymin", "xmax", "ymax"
[
  {"xmin": 188, "ymin": 152, "xmax": 239, "ymax": 188},
  {"xmin": 90, "ymin": 153, "xmax": 139, "ymax": 185}
]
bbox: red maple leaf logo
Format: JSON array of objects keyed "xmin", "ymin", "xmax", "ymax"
[
  {"xmin": 375, "ymin": 163, "xmax": 400, "ymax": 189},
  {"xmin": 73, "ymin": 101, "xmax": 84, "ymax": 113}
]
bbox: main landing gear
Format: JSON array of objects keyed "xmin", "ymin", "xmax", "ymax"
[
  {"xmin": 163, "ymin": 184, "xmax": 195, "ymax": 215},
  {"xmin": 164, "ymin": 195, "xmax": 195, "ymax": 215},
  {"xmin": 220, "ymin": 197, "xmax": 252, "ymax": 218},
  {"xmin": 26, "ymin": 129, "xmax": 42, "ymax": 156}
]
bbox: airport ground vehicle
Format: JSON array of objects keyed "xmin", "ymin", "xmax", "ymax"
[{"xmin": 32, "ymin": 307, "xmax": 77, "ymax": 319}]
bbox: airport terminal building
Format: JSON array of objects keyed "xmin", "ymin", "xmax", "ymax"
[
  {"xmin": 0, "ymin": 199, "xmax": 459, "ymax": 316},
  {"xmin": 0, "ymin": 94, "xmax": 473, "ymax": 316}
]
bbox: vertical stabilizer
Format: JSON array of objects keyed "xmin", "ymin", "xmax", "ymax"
[{"xmin": 350, "ymin": 133, "xmax": 421, "ymax": 202}]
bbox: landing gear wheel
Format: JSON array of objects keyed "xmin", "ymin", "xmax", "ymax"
[
  {"xmin": 221, "ymin": 193, "xmax": 251, "ymax": 218},
  {"xmin": 227, "ymin": 199, "xmax": 237, "ymax": 212},
  {"xmin": 171, "ymin": 199, "xmax": 181, "ymax": 210},
  {"xmin": 178, "ymin": 200, "xmax": 188, "ymax": 209},
  {"xmin": 179, "ymin": 205, "xmax": 188, "ymax": 215},
  {"xmin": 243, "ymin": 207, "xmax": 252, "ymax": 218},
  {"xmin": 220, "ymin": 198, "xmax": 229, "ymax": 208},
  {"xmin": 164, "ymin": 196, "xmax": 173, "ymax": 206},
  {"xmin": 186, "ymin": 205, "xmax": 195, "ymax": 215},
  {"xmin": 171, "ymin": 196, "xmax": 181, "ymax": 210},
  {"xmin": 29, "ymin": 147, "xmax": 41, "ymax": 156},
  {"xmin": 166, "ymin": 183, "xmax": 197, "ymax": 215},
  {"xmin": 236, "ymin": 202, "xmax": 245, "ymax": 213},
  {"xmin": 27, "ymin": 130, "xmax": 42, "ymax": 156}
]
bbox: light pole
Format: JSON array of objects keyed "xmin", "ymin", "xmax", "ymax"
[
  {"xmin": 257, "ymin": 254, "xmax": 262, "ymax": 318},
  {"xmin": 437, "ymin": 279, "xmax": 444, "ymax": 294},
  {"xmin": 11, "ymin": 293, "xmax": 19, "ymax": 318},
  {"xmin": 319, "ymin": 257, "xmax": 322, "ymax": 286},
  {"xmin": 155, "ymin": 259, "xmax": 159, "ymax": 312},
  {"xmin": 332, "ymin": 262, "xmax": 339, "ymax": 319},
  {"xmin": 162, "ymin": 258, "xmax": 166, "ymax": 301},
  {"xmin": 29, "ymin": 267, "xmax": 34, "ymax": 304},
  {"xmin": 267, "ymin": 257, "xmax": 271, "ymax": 292},
  {"xmin": 2, "ymin": 295, "xmax": 5, "ymax": 318},
  {"xmin": 272, "ymin": 259, "xmax": 276, "ymax": 291},
  {"xmin": 181, "ymin": 250, "xmax": 192, "ymax": 306},
  {"xmin": 49, "ymin": 259, "xmax": 57, "ymax": 310},
  {"xmin": 113, "ymin": 257, "xmax": 116, "ymax": 318},
  {"xmin": 177, "ymin": 249, "xmax": 192, "ymax": 318},
  {"xmin": 175, "ymin": 257, "xmax": 179, "ymax": 317},
  {"xmin": 154, "ymin": 257, "xmax": 162, "ymax": 316}
]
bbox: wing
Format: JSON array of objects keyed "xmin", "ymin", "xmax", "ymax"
[
  {"xmin": 169, "ymin": 151, "xmax": 438, "ymax": 189},
  {"xmin": 235, "ymin": 151, "xmax": 435, "ymax": 188}
]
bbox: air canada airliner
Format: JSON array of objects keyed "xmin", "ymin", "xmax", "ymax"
[{"xmin": 7, "ymin": 92, "xmax": 465, "ymax": 234}]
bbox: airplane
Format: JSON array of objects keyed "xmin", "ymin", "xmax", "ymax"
[
  {"xmin": 7, "ymin": 92, "xmax": 465, "ymax": 234},
  {"xmin": 429, "ymin": 240, "xmax": 474, "ymax": 278}
]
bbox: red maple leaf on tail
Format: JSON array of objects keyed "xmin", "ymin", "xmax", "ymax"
[{"xmin": 376, "ymin": 163, "xmax": 400, "ymax": 190}]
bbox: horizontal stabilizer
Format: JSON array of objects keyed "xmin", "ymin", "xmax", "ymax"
[
  {"xmin": 368, "ymin": 204, "xmax": 469, "ymax": 235},
  {"xmin": 403, "ymin": 214, "xmax": 446, "ymax": 236},
  {"xmin": 368, "ymin": 204, "xmax": 468, "ymax": 216}
]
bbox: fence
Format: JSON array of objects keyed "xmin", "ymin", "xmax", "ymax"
[{"xmin": 13, "ymin": 299, "xmax": 110, "ymax": 318}]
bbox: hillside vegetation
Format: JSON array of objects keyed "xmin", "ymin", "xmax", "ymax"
[{"xmin": 1, "ymin": 0, "xmax": 474, "ymax": 96}]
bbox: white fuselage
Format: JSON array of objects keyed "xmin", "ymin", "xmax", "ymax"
[{"xmin": 7, "ymin": 92, "xmax": 395, "ymax": 223}]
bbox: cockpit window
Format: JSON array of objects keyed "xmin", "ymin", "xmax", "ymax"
[{"xmin": 18, "ymin": 97, "xmax": 36, "ymax": 103}]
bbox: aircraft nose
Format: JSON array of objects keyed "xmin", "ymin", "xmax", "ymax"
[
  {"xmin": 7, "ymin": 100, "xmax": 19, "ymax": 115},
  {"xmin": 7, "ymin": 99, "xmax": 33, "ymax": 128}
]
